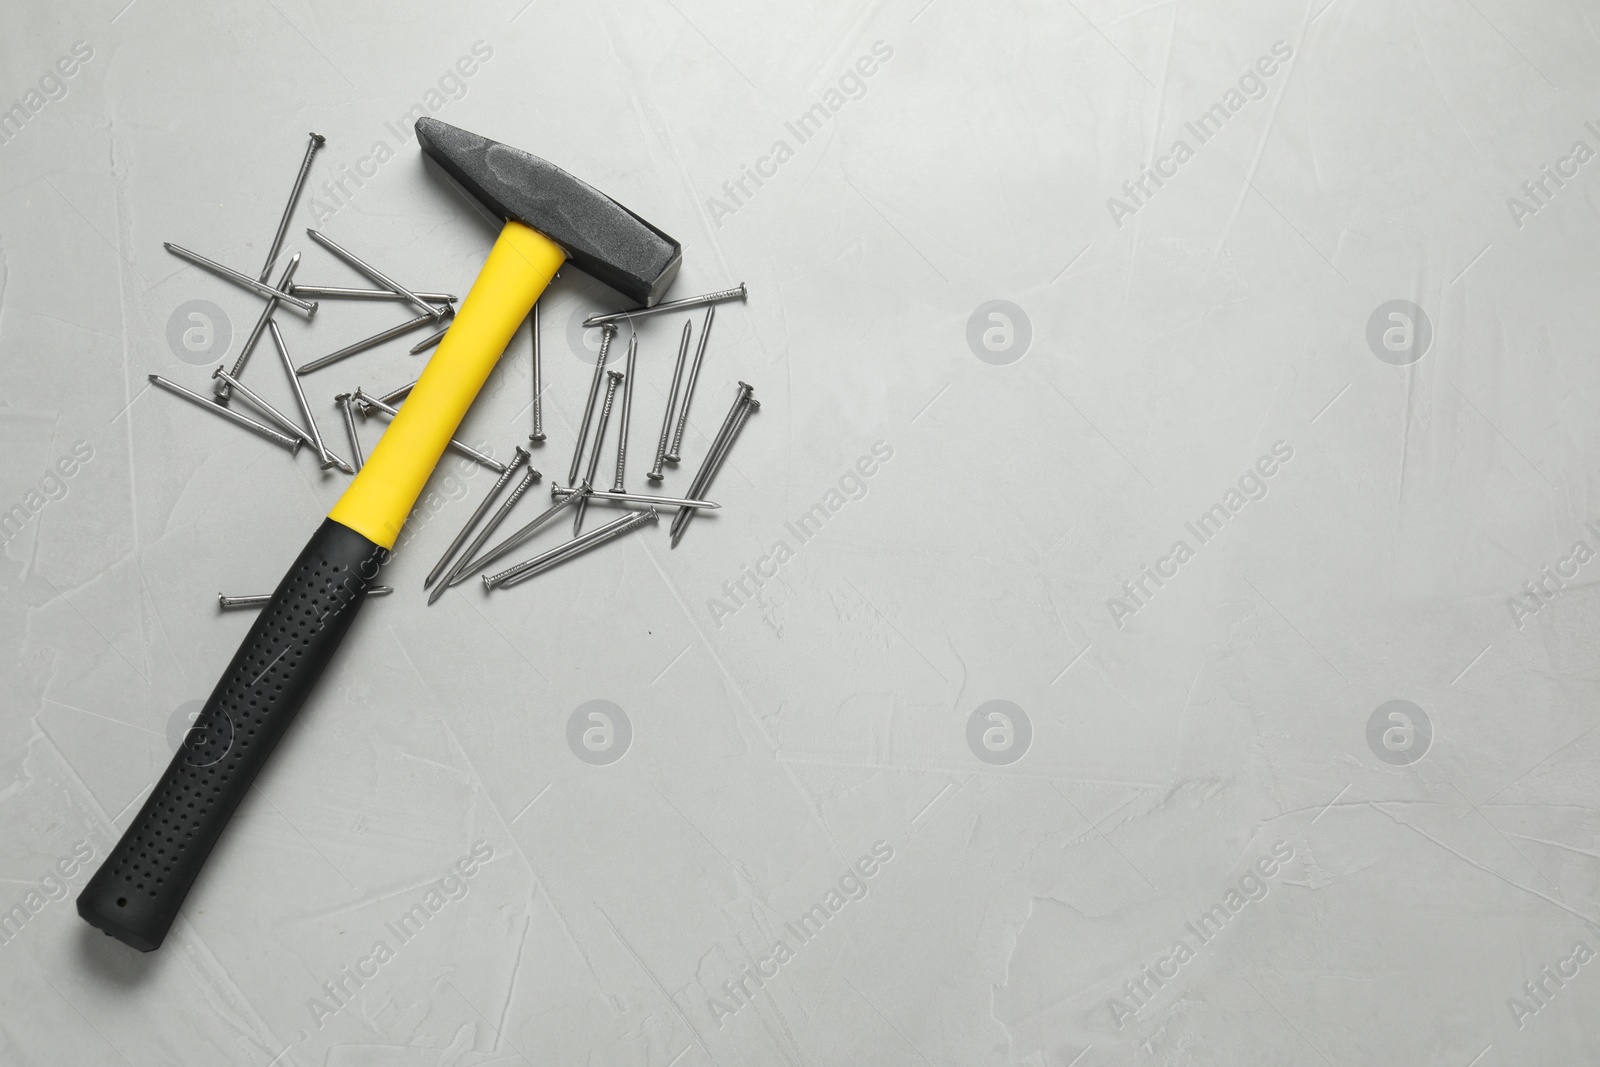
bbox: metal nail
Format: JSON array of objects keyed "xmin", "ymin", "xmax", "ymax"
[
  {"xmin": 665, "ymin": 305, "xmax": 715, "ymax": 463},
  {"xmin": 449, "ymin": 483, "xmax": 589, "ymax": 581},
  {"xmin": 163, "ymin": 243, "xmax": 318, "ymax": 315},
  {"xmin": 612, "ymin": 334, "xmax": 637, "ymax": 493},
  {"xmin": 681, "ymin": 381, "xmax": 752, "ymax": 499},
  {"xmin": 529, "ymin": 303, "xmax": 545, "ymax": 444},
  {"xmin": 423, "ymin": 447, "xmax": 530, "ymax": 590},
  {"xmin": 334, "ymin": 392, "xmax": 365, "ymax": 472},
  {"xmin": 220, "ymin": 585, "xmax": 390, "ymax": 609},
  {"xmin": 673, "ymin": 384, "xmax": 756, "ymax": 547},
  {"xmin": 431, "ymin": 465, "xmax": 543, "ymax": 603},
  {"xmin": 551, "ymin": 485, "xmax": 718, "ymax": 510},
  {"xmin": 210, "ymin": 365, "xmax": 353, "ymax": 473},
  {"xmin": 215, "ymin": 253, "xmax": 302, "ymax": 402},
  {"xmin": 305, "ymin": 230, "xmax": 447, "ymax": 321},
  {"xmin": 568, "ymin": 324, "xmax": 616, "ymax": 485},
  {"xmin": 299, "ymin": 307, "xmax": 452, "ymax": 375},
  {"xmin": 648, "ymin": 320, "xmax": 691, "ymax": 482},
  {"xmin": 409, "ymin": 320, "xmax": 451, "ymax": 355},
  {"xmin": 257, "ymin": 133, "xmax": 325, "ymax": 283},
  {"xmin": 583, "ymin": 282, "xmax": 746, "ymax": 327},
  {"xmin": 486, "ymin": 508, "xmax": 657, "ymax": 591},
  {"xmin": 378, "ymin": 380, "xmax": 417, "ymax": 406},
  {"xmin": 267, "ymin": 320, "xmax": 338, "ymax": 470},
  {"xmin": 576, "ymin": 370, "xmax": 623, "ymax": 535},
  {"xmin": 147, "ymin": 374, "xmax": 302, "ymax": 454},
  {"xmin": 287, "ymin": 285, "xmax": 456, "ymax": 304},
  {"xmin": 352, "ymin": 388, "xmax": 506, "ymax": 473},
  {"xmin": 688, "ymin": 384, "xmax": 757, "ymax": 500},
  {"xmin": 211, "ymin": 365, "xmax": 303, "ymax": 438}
]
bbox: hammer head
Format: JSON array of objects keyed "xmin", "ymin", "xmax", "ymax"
[{"xmin": 416, "ymin": 117, "xmax": 682, "ymax": 307}]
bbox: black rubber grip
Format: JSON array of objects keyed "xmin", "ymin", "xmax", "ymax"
[{"xmin": 78, "ymin": 519, "xmax": 387, "ymax": 951}]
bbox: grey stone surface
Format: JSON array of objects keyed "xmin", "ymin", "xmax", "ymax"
[{"xmin": 3, "ymin": 0, "xmax": 1599, "ymax": 1063}]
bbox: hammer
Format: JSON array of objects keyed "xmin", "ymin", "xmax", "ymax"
[{"xmin": 77, "ymin": 118, "xmax": 681, "ymax": 951}]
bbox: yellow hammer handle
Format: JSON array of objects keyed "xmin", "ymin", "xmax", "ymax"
[{"xmin": 329, "ymin": 222, "xmax": 566, "ymax": 548}]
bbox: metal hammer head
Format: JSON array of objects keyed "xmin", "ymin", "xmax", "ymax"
[{"xmin": 416, "ymin": 117, "xmax": 682, "ymax": 307}]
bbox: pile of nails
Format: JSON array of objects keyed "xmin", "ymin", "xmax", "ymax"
[{"xmin": 152, "ymin": 132, "xmax": 759, "ymax": 608}]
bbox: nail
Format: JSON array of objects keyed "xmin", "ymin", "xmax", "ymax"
[
  {"xmin": 377, "ymin": 379, "xmax": 417, "ymax": 406},
  {"xmin": 256, "ymin": 133, "xmax": 325, "ymax": 283},
  {"xmin": 551, "ymin": 485, "xmax": 718, "ymax": 510},
  {"xmin": 219, "ymin": 585, "xmax": 390, "ymax": 609},
  {"xmin": 334, "ymin": 392, "xmax": 364, "ymax": 472},
  {"xmin": 487, "ymin": 508, "xmax": 657, "ymax": 591},
  {"xmin": 612, "ymin": 335, "xmax": 638, "ymax": 493},
  {"xmin": 688, "ymin": 385, "xmax": 757, "ymax": 500},
  {"xmin": 163, "ymin": 243, "xmax": 318, "ymax": 315},
  {"xmin": 673, "ymin": 385, "xmax": 756, "ymax": 547},
  {"xmin": 298, "ymin": 307, "xmax": 453, "ymax": 374},
  {"xmin": 576, "ymin": 370, "xmax": 623, "ymax": 535},
  {"xmin": 305, "ymin": 230, "xmax": 447, "ymax": 321},
  {"xmin": 352, "ymin": 389, "xmax": 506, "ymax": 473},
  {"xmin": 423, "ymin": 447, "xmax": 530, "ymax": 590},
  {"xmin": 529, "ymin": 303, "xmax": 545, "ymax": 443},
  {"xmin": 680, "ymin": 381, "xmax": 752, "ymax": 499},
  {"xmin": 648, "ymin": 320, "xmax": 692, "ymax": 482},
  {"xmin": 665, "ymin": 306, "xmax": 715, "ymax": 463},
  {"xmin": 449, "ymin": 483, "xmax": 589, "ymax": 581},
  {"xmin": 409, "ymin": 321, "xmax": 451, "ymax": 355},
  {"xmin": 211, "ymin": 365, "xmax": 353, "ymax": 473},
  {"xmin": 267, "ymin": 320, "xmax": 338, "ymax": 470},
  {"xmin": 430, "ymin": 465, "xmax": 543, "ymax": 603},
  {"xmin": 584, "ymin": 282, "xmax": 746, "ymax": 327},
  {"xmin": 148, "ymin": 374, "xmax": 301, "ymax": 454},
  {"xmin": 215, "ymin": 253, "xmax": 301, "ymax": 402},
  {"xmin": 287, "ymin": 285, "xmax": 456, "ymax": 304},
  {"xmin": 568, "ymin": 324, "xmax": 616, "ymax": 485}
]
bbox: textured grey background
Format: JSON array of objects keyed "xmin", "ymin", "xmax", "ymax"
[{"xmin": 3, "ymin": 0, "xmax": 1600, "ymax": 1063}]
